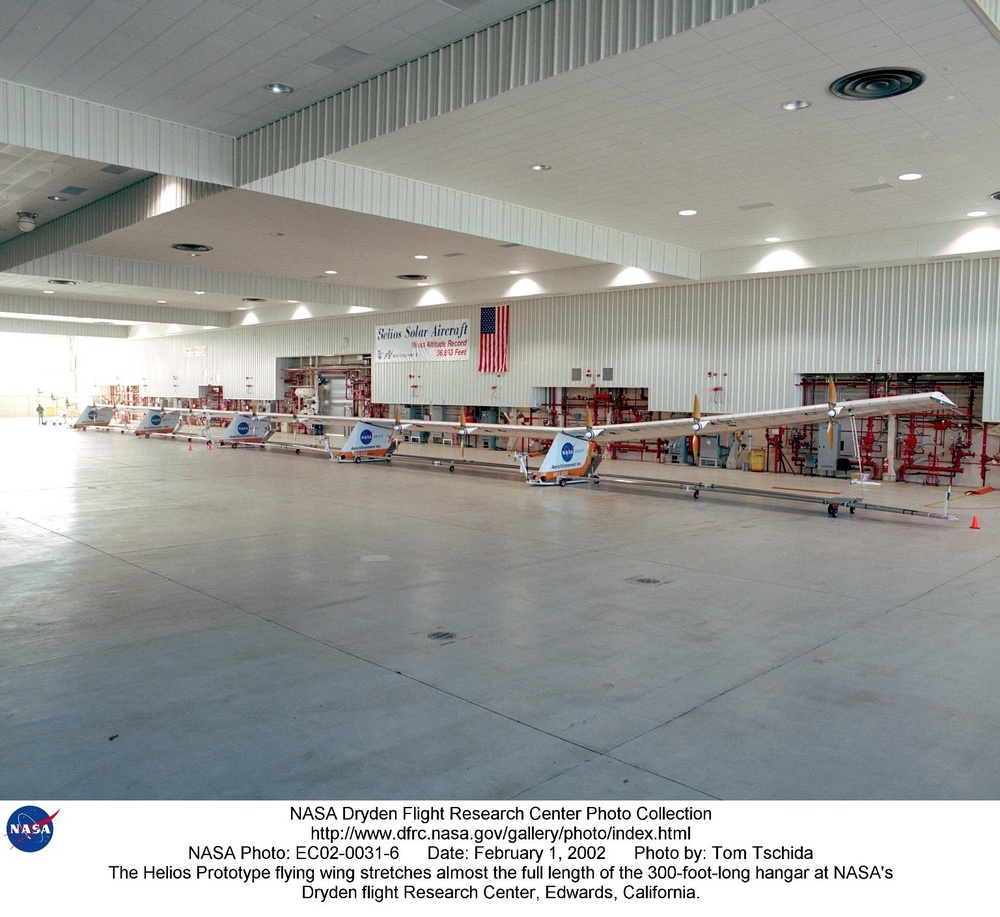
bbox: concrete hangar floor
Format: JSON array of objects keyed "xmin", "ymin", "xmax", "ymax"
[{"xmin": 3, "ymin": 418, "xmax": 998, "ymax": 801}]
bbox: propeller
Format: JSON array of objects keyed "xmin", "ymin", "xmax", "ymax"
[
  {"xmin": 826, "ymin": 376, "xmax": 838, "ymax": 450},
  {"xmin": 459, "ymin": 407, "xmax": 471, "ymax": 458},
  {"xmin": 691, "ymin": 394, "xmax": 702, "ymax": 464},
  {"xmin": 392, "ymin": 406, "xmax": 403, "ymax": 447}
]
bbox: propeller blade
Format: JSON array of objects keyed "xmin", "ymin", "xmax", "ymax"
[
  {"xmin": 460, "ymin": 406, "xmax": 468, "ymax": 458},
  {"xmin": 826, "ymin": 376, "xmax": 838, "ymax": 450},
  {"xmin": 692, "ymin": 394, "xmax": 701, "ymax": 464}
]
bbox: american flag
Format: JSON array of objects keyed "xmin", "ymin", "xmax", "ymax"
[{"xmin": 478, "ymin": 304, "xmax": 509, "ymax": 373}]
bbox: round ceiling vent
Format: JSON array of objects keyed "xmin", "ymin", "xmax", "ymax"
[
  {"xmin": 396, "ymin": 274, "xmax": 428, "ymax": 281},
  {"xmin": 241, "ymin": 297, "xmax": 266, "ymax": 303},
  {"xmin": 46, "ymin": 279, "xmax": 78, "ymax": 285},
  {"xmin": 171, "ymin": 243, "xmax": 213, "ymax": 252},
  {"xmin": 991, "ymin": 191, "xmax": 1000, "ymax": 202},
  {"xmin": 830, "ymin": 67, "xmax": 924, "ymax": 100}
]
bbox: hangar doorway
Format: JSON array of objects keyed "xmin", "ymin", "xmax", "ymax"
[{"xmin": 278, "ymin": 356, "xmax": 371, "ymax": 419}]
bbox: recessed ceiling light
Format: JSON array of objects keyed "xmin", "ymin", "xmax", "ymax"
[
  {"xmin": 414, "ymin": 254, "xmax": 428, "ymax": 260},
  {"xmin": 678, "ymin": 209, "xmax": 697, "ymax": 216},
  {"xmin": 195, "ymin": 291, "xmax": 205, "ymax": 295},
  {"xmin": 324, "ymin": 270, "xmax": 338, "ymax": 275},
  {"xmin": 43, "ymin": 289, "xmax": 54, "ymax": 294},
  {"xmin": 508, "ymin": 270, "xmax": 522, "ymax": 275},
  {"xmin": 898, "ymin": 173, "xmax": 922, "ymax": 181},
  {"xmin": 765, "ymin": 236, "xmax": 781, "ymax": 243},
  {"xmin": 967, "ymin": 210, "xmax": 987, "ymax": 217},
  {"xmin": 781, "ymin": 100, "xmax": 810, "ymax": 110},
  {"xmin": 156, "ymin": 300, "xmax": 167, "ymax": 304},
  {"xmin": 531, "ymin": 164, "xmax": 551, "ymax": 171},
  {"xmin": 47, "ymin": 194, "xmax": 69, "ymax": 202},
  {"xmin": 265, "ymin": 82, "xmax": 293, "ymax": 94}
]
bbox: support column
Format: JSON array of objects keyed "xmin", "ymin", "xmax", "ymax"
[{"xmin": 884, "ymin": 415, "xmax": 897, "ymax": 481}]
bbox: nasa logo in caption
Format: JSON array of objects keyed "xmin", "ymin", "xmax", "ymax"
[{"xmin": 6, "ymin": 805, "xmax": 59, "ymax": 853}]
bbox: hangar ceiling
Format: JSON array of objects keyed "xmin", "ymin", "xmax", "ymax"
[{"xmin": 1, "ymin": 0, "xmax": 999, "ymax": 336}]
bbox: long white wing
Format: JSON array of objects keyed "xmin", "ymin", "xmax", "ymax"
[
  {"xmin": 569, "ymin": 391, "xmax": 957, "ymax": 441},
  {"xmin": 696, "ymin": 391, "xmax": 957, "ymax": 432},
  {"xmin": 284, "ymin": 390, "xmax": 957, "ymax": 447},
  {"xmin": 471, "ymin": 391, "xmax": 957, "ymax": 443}
]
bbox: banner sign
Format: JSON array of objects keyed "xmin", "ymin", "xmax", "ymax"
[
  {"xmin": 184, "ymin": 346, "xmax": 207, "ymax": 358},
  {"xmin": 374, "ymin": 320, "xmax": 470, "ymax": 363}
]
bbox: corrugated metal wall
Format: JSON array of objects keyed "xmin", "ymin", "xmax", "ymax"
[
  {"xmin": 81, "ymin": 257, "xmax": 1000, "ymax": 419},
  {"xmin": 0, "ymin": 176, "xmax": 230, "ymax": 272},
  {"xmin": 237, "ymin": 0, "xmax": 772, "ymax": 184},
  {"xmin": 0, "ymin": 80, "xmax": 233, "ymax": 184}
]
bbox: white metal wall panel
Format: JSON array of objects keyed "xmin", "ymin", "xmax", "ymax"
[
  {"xmin": 0, "ymin": 318, "xmax": 127, "ymax": 339},
  {"xmin": 73, "ymin": 257, "xmax": 1000, "ymax": 419},
  {"xmin": 0, "ymin": 80, "xmax": 233, "ymax": 184},
  {"xmin": 966, "ymin": 0, "xmax": 1000, "ymax": 36},
  {"xmin": 237, "ymin": 0, "xmax": 772, "ymax": 184},
  {"xmin": 0, "ymin": 176, "xmax": 230, "ymax": 271}
]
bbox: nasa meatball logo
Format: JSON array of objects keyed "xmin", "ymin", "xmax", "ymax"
[
  {"xmin": 87, "ymin": 409, "xmax": 98, "ymax": 421},
  {"xmin": 561, "ymin": 441, "xmax": 575, "ymax": 462},
  {"xmin": 6, "ymin": 805, "xmax": 58, "ymax": 853},
  {"xmin": 360, "ymin": 428, "xmax": 374, "ymax": 446},
  {"xmin": 151, "ymin": 413, "xmax": 161, "ymax": 426},
  {"xmin": 237, "ymin": 420, "xmax": 251, "ymax": 436}
]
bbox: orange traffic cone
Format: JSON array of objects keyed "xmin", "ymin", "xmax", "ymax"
[{"xmin": 970, "ymin": 516, "xmax": 980, "ymax": 530}]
